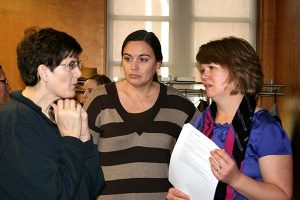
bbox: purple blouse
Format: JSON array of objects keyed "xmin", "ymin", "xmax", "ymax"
[{"xmin": 194, "ymin": 109, "xmax": 292, "ymax": 199}]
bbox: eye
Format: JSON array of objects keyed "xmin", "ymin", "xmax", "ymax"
[
  {"xmin": 199, "ymin": 68, "xmax": 205, "ymax": 75},
  {"xmin": 123, "ymin": 55, "xmax": 132, "ymax": 61},
  {"xmin": 69, "ymin": 61, "xmax": 77, "ymax": 70},
  {"xmin": 66, "ymin": 60, "xmax": 81, "ymax": 70},
  {"xmin": 139, "ymin": 57, "xmax": 149, "ymax": 62},
  {"xmin": 209, "ymin": 65, "xmax": 215, "ymax": 70}
]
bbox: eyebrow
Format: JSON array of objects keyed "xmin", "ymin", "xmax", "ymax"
[{"xmin": 123, "ymin": 53, "xmax": 151, "ymax": 57}]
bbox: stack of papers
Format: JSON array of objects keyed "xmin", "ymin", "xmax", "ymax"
[{"xmin": 169, "ymin": 123, "xmax": 220, "ymax": 200}]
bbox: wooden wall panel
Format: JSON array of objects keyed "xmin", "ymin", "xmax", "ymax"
[
  {"xmin": 275, "ymin": 0, "xmax": 300, "ymax": 136},
  {"xmin": 256, "ymin": 1, "xmax": 276, "ymax": 111},
  {"xmin": 258, "ymin": 0, "xmax": 300, "ymax": 136},
  {"xmin": 275, "ymin": 2, "xmax": 300, "ymax": 196},
  {"xmin": 0, "ymin": 0, "xmax": 106, "ymax": 91}
]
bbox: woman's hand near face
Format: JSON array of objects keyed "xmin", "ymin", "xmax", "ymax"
[
  {"xmin": 51, "ymin": 99, "xmax": 81, "ymax": 139},
  {"xmin": 166, "ymin": 188, "xmax": 190, "ymax": 200}
]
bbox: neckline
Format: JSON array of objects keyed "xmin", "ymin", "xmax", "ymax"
[
  {"xmin": 11, "ymin": 91, "xmax": 56, "ymax": 124},
  {"xmin": 107, "ymin": 82, "xmax": 165, "ymax": 135}
]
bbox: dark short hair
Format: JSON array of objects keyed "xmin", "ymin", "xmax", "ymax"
[
  {"xmin": 121, "ymin": 30, "xmax": 163, "ymax": 62},
  {"xmin": 17, "ymin": 27, "xmax": 82, "ymax": 86},
  {"xmin": 88, "ymin": 74, "xmax": 111, "ymax": 85},
  {"xmin": 196, "ymin": 36, "xmax": 263, "ymax": 96}
]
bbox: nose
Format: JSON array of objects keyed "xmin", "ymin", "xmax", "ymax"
[
  {"xmin": 74, "ymin": 67, "xmax": 82, "ymax": 78},
  {"xmin": 131, "ymin": 59, "xmax": 139, "ymax": 70},
  {"xmin": 201, "ymin": 73, "xmax": 207, "ymax": 80}
]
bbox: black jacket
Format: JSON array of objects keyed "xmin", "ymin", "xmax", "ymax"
[{"xmin": 0, "ymin": 91, "xmax": 104, "ymax": 199}]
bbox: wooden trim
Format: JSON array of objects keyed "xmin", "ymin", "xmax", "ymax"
[{"xmin": 256, "ymin": 0, "xmax": 276, "ymax": 109}]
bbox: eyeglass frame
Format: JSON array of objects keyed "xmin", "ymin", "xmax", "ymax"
[
  {"xmin": 0, "ymin": 79, "xmax": 8, "ymax": 84},
  {"xmin": 60, "ymin": 60, "xmax": 82, "ymax": 70}
]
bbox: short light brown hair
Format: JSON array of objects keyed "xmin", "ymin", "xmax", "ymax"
[{"xmin": 196, "ymin": 36, "xmax": 263, "ymax": 96}]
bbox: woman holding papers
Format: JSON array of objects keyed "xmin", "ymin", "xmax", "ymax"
[{"xmin": 167, "ymin": 37, "xmax": 292, "ymax": 200}]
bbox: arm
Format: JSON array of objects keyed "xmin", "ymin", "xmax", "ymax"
[
  {"xmin": 79, "ymin": 99, "xmax": 104, "ymax": 197},
  {"xmin": 1, "ymin": 123, "xmax": 86, "ymax": 200},
  {"xmin": 80, "ymin": 139, "xmax": 105, "ymax": 198},
  {"xmin": 210, "ymin": 150, "xmax": 293, "ymax": 200}
]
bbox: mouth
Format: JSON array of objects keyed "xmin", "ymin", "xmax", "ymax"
[
  {"xmin": 204, "ymin": 83, "xmax": 212, "ymax": 89},
  {"xmin": 128, "ymin": 74, "xmax": 140, "ymax": 79}
]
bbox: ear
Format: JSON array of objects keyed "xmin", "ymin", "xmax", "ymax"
[
  {"xmin": 155, "ymin": 61, "xmax": 162, "ymax": 70},
  {"xmin": 37, "ymin": 64, "xmax": 50, "ymax": 82}
]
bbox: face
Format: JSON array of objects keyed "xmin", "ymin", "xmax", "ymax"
[
  {"xmin": 82, "ymin": 79, "xmax": 98, "ymax": 103},
  {"xmin": 0, "ymin": 69, "xmax": 11, "ymax": 106},
  {"xmin": 199, "ymin": 63, "xmax": 234, "ymax": 101},
  {"xmin": 122, "ymin": 41, "xmax": 161, "ymax": 86},
  {"xmin": 46, "ymin": 56, "xmax": 82, "ymax": 99}
]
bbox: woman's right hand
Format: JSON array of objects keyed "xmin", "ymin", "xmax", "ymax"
[
  {"xmin": 51, "ymin": 99, "xmax": 81, "ymax": 139},
  {"xmin": 166, "ymin": 188, "xmax": 190, "ymax": 200}
]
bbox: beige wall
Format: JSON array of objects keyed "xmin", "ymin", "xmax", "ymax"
[{"xmin": 0, "ymin": 0, "xmax": 106, "ymax": 91}]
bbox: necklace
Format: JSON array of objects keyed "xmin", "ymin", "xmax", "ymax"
[{"xmin": 42, "ymin": 106, "xmax": 56, "ymax": 123}]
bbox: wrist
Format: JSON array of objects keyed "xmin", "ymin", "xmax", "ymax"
[{"xmin": 80, "ymin": 134, "xmax": 91, "ymax": 142}]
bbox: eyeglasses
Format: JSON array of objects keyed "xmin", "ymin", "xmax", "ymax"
[
  {"xmin": 60, "ymin": 60, "xmax": 82, "ymax": 70},
  {"xmin": 0, "ymin": 79, "xmax": 8, "ymax": 84}
]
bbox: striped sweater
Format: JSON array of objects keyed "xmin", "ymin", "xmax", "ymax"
[{"xmin": 84, "ymin": 82, "xmax": 198, "ymax": 200}]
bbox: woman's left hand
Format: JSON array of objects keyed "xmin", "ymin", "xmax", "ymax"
[{"xmin": 209, "ymin": 149, "xmax": 242, "ymax": 185}]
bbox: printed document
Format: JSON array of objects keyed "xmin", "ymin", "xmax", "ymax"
[{"xmin": 169, "ymin": 123, "xmax": 220, "ymax": 200}]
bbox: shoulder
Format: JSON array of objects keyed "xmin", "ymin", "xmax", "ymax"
[
  {"xmin": 83, "ymin": 83, "xmax": 112, "ymax": 110},
  {"xmin": 252, "ymin": 109, "xmax": 279, "ymax": 127},
  {"xmin": 250, "ymin": 109, "xmax": 292, "ymax": 156},
  {"xmin": 159, "ymin": 83, "xmax": 198, "ymax": 120},
  {"xmin": 163, "ymin": 84, "xmax": 191, "ymax": 101},
  {"xmin": 0, "ymin": 92, "xmax": 37, "ymax": 118},
  {"xmin": 162, "ymin": 84, "xmax": 193, "ymax": 105}
]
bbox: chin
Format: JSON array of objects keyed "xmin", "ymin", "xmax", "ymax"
[{"xmin": 62, "ymin": 91, "xmax": 75, "ymax": 99}]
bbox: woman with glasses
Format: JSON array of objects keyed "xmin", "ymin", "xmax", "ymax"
[
  {"xmin": 0, "ymin": 65, "xmax": 11, "ymax": 106},
  {"xmin": 0, "ymin": 27, "xmax": 104, "ymax": 200}
]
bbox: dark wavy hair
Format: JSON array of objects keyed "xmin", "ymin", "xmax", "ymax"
[
  {"xmin": 196, "ymin": 36, "xmax": 263, "ymax": 96},
  {"xmin": 17, "ymin": 27, "xmax": 82, "ymax": 86}
]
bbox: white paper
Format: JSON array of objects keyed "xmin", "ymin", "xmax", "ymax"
[{"xmin": 169, "ymin": 123, "xmax": 220, "ymax": 200}]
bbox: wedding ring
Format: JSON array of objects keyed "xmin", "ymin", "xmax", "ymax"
[{"xmin": 217, "ymin": 167, "xmax": 221, "ymax": 174}]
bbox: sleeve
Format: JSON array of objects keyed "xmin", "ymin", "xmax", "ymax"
[
  {"xmin": 81, "ymin": 139, "xmax": 105, "ymax": 198},
  {"xmin": 83, "ymin": 90, "xmax": 101, "ymax": 143},
  {"xmin": 0, "ymin": 122, "xmax": 97, "ymax": 200},
  {"xmin": 256, "ymin": 122, "xmax": 292, "ymax": 157}
]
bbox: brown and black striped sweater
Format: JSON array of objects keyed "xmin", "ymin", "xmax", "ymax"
[{"xmin": 84, "ymin": 82, "xmax": 198, "ymax": 200}]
